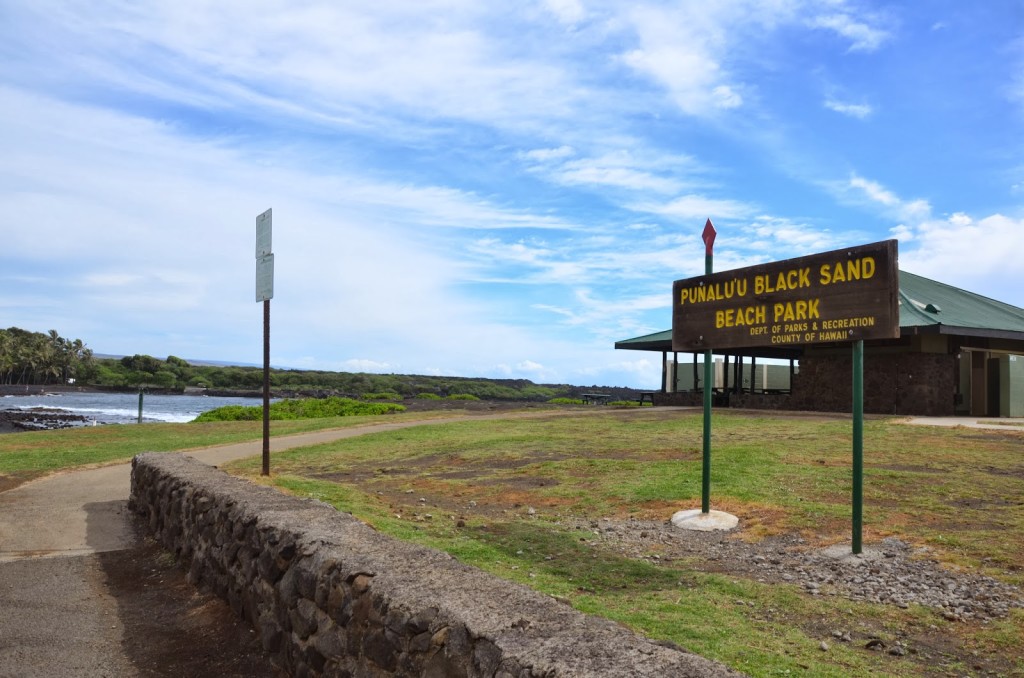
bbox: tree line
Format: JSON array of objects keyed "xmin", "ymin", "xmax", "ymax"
[{"xmin": 1, "ymin": 327, "xmax": 638, "ymax": 401}]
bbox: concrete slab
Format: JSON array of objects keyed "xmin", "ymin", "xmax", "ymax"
[
  {"xmin": 902, "ymin": 416, "xmax": 1024, "ymax": 431},
  {"xmin": 670, "ymin": 508, "xmax": 739, "ymax": 532},
  {"xmin": 818, "ymin": 543, "xmax": 891, "ymax": 563}
]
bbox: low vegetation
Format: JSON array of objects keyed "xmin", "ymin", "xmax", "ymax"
[
  {"xmin": 1, "ymin": 326, "xmax": 638, "ymax": 403},
  {"xmin": 193, "ymin": 397, "xmax": 405, "ymax": 422},
  {"xmin": 221, "ymin": 409, "xmax": 1024, "ymax": 677}
]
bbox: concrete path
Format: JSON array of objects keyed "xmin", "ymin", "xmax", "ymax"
[
  {"xmin": 0, "ymin": 418, "xmax": 471, "ymax": 564},
  {"xmin": 902, "ymin": 416, "xmax": 1024, "ymax": 431}
]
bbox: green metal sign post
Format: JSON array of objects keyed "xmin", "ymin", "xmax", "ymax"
[
  {"xmin": 852, "ymin": 339, "xmax": 864, "ymax": 553},
  {"xmin": 701, "ymin": 219, "xmax": 716, "ymax": 514}
]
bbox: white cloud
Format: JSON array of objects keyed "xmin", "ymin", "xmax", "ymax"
[
  {"xmin": 557, "ymin": 162, "xmax": 681, "ymax": 194},
  {"xmin": 542, "ymin": 0, "xmax": 586, "ymax": 26},
  {"xmin": 620, "ymin": 4, "xmax": 744, "ymax": 116},
  {"xmin": 896, "ymin": 213, "xmax": 1024, "ymax": 306},
  {"xmin": 824, "ymin": 98, "xmax": 873, "ymax": 119},
  {"xmin": 806, "ymin": 11, "xmax": 891, "ymax": 52},
  {"xmin": 3, "ymin": 2, "xmax": 587, "ymax": 135},
  {"xmin": 522, "ymin": 145, "xmax": 702, "ymax": 196},
  {"xmin": 843, "ymin": 174, "xmax": 932, "ymax": 222},
  {"xmin": 618, "ymin": 1, "xmax": 891, "ymax": 116},
  {"xmin": 522, "ymin": 145, "xmax": 576, "ymax": 162},
  {"xmin": 632, "ymin": 194, "xmax": 755, "ymax": 221},
  {"xmin": 340, "ymin": 359, "xmax": 398, "ymax": 373},
  {"xmin": 737, "ymin": 216, "xmax": 846, "ymax": 256}
]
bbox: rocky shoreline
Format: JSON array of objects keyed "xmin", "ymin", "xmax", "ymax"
[{"xmin": 0, "ymin": 408, "xmax": 90, "ymax": 433}]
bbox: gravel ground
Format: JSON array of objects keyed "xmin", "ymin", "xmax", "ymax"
[{"xmin": 562, "ymin": 516, "xmax": 1024, "ymax": 624}]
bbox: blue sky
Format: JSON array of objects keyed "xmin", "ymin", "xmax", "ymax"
[{"xmin": 1, "ymin": 1, "xmax": 1021, "ymax": 388}]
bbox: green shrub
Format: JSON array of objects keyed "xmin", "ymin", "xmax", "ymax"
[
  {"xmin": 193, "ymin": 405, "xmax": 262, "ymax": 422},
  {"xmin": 608, "ymin": 400, "xmax": 640, "ymax": 407},
  {"xmin": 445, "ymin": 393, "xmax": 480, "ymax": 401},
  {"xmin": 193, "ymin": 397, "xmax": 405, "ymax": 422},
  {"xmin": 362, "ymin": 392, "xmax": 403, "ymax": 401},
  {"xmin": 547, "ymin": 397, "xmax": 585, "ymax": 405},
  {"xmin": 415, "ymin": 393, "xmax": 442, "ymax": 400}
]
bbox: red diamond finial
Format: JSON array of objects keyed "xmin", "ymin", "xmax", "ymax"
[{"xmin": 702, "ymin": 219, "xmax": 717, "ymax": 256}]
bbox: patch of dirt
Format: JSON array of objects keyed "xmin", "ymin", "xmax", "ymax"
[
  {"xmin": 98, "ymin": 522, "xmax": 283, "ymax": 677},
  {"xmin": 0, "ymin": 471, "xmax": 39, "ymax": 494},
  {"xmin": 398, "ymin": 398, "xmax": 563, "ymax": 414},
  {"xmin": 981, "ymin": 464, "xmax": 1024, "ymax": 478},
  {"xmin": 872, "ymin": 464, "xmax": 947, "ymax": 474}
]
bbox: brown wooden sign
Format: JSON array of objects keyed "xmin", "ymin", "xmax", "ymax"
[{"xmin": 672, "ymin": 240, "xmax": 899, "ymax": 351}]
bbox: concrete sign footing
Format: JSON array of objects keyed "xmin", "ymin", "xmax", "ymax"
[{"xmin": 670, "ymin": 509, "xmax": 739, "ymax": 532}]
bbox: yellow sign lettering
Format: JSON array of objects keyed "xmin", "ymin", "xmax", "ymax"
[{"xmin": 820, "ymin": 257, "xmax": 877, "ymax": 285}]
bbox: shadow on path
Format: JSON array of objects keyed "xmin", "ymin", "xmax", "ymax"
[{"xmin": 86, "ymin": 502, "xmax": 283, "ymax": 677}]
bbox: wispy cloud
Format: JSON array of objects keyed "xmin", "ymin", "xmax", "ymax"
[
  {"xmin": 806, "ymin": 10, "xmax": 892, "ymax": 52},
  {"xmin": 824, "ymin": 98, "xmax": 873, "ymax": 119},
  {"xmin": 631, "ymin": 195, "xmax": 756, "ymax": 222},
  {"xmin": 838, "ymin": 174, "xmax": 932, "ymax": 223},
  {"xmin": 618, "ymin": 3, "xmax": 746, "ymax": 116}
]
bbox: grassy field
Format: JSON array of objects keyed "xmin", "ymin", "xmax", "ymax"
[
  {"xmin": 219, "ymin": 409, "xmax": 1024, "ymax": 677},
  {"xmin": 2, "ymin": 406, "xmax": 1021, "ymax": 675},
  {"xmin": 0, "ymin": 411, "xmax": 460, "ymax": 491}
]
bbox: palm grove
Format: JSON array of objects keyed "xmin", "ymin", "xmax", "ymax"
[{"xmin": 0, "ymin": 328, "xmax": 94, "ymax": 386}]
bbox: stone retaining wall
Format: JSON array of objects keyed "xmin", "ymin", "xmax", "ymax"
[{"xmin": 129, "ymin": 453, "xmax": 742, "ymax": 678}]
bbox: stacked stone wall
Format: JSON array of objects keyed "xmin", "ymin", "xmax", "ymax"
[
  {"xmin": 790, "ymin": 351, "xmax": 955, "ymax": 416},
  {"xmin": 129, "ymin": 453, "xmax": 742, "ymax": 678}
]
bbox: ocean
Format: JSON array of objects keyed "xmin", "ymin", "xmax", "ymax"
[{"xmin": 0, "ymin": 391, "xmax": 267, "ymax": 425}]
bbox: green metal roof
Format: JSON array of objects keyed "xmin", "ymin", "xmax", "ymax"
[
  {"xmin": 614, "ymin": 329, "xmax": 673, "ymax": 351},
  {"xmin": 616, "ymin": 270, "xmax": 1024, "ymax": 351},
  {"xmin": 898, "ymin": 270, "xmax": 1024, "ymax": 335}
]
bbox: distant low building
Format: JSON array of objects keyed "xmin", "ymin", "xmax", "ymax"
[{"xmin": 616, "ymin": 271, "xmax": 1024, "ymax": 417}]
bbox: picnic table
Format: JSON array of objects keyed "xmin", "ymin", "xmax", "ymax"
[{"xmin": 581, "ymin": 393, "xmax": 613, "ymax": 405}]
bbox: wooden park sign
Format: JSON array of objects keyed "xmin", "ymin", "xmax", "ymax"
[
  {"xmin": 672, "ymin": 239, "xmax": 900, "ymax": 352},
  {"xmin": 672, "ymin": 233, "xmax": 899, "ymax": 554}
]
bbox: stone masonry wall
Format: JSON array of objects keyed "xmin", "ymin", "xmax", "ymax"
[
  {"xmin": 129, "ymin": 453, "xmax": 742, "ymax": 678},
  {"xmin": 790, "ymin": 351, "xmax": 956, "ymax": 416}
]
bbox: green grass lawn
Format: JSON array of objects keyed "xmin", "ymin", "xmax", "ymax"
[
  {"xmin": 0, "ymin": 410, "xmax": 461, "ymax": 489},
  {"xmin": 222, "ymin": 409, "xmax": 1024, "ymax": 677}
]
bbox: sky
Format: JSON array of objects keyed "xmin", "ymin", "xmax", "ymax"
[{"xmin": 1, "ymin": 1, "xmax": 1022, "ymax": 389}]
